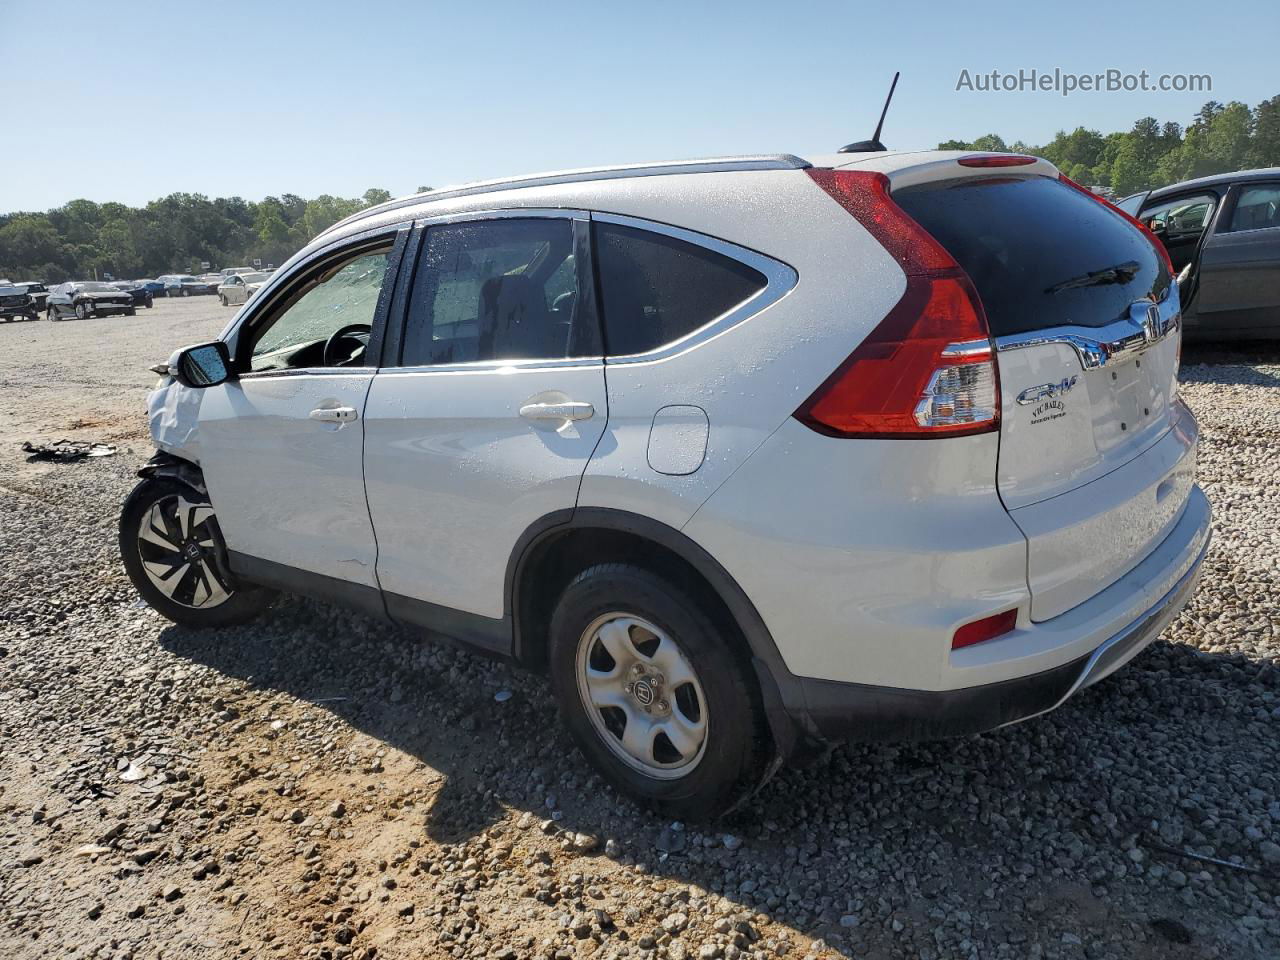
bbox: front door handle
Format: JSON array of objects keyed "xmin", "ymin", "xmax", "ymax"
[
  {"xmin": 309, "ymin": 406, "xmax": 358, "ymax": 423},
  {"xmin": 519, "ymin": 400, "xmax": 595, "ymax": 422}
]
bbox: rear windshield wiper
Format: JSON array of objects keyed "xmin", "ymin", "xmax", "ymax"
[{"xmin": 1045, "ymin": 260, "xmax": 1141, "ymax": 294}]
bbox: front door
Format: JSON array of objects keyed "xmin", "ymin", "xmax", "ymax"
[
  {"xmin": 197, "ymin": 233, "xmax": 404, "ymax": 589},
  {"xmin": 1139, "ymin": 191, "xmax": 1218, "ymax": 275},
  {"xmin": 362, "ymin": 213, "xmax": 606, "ymax": 644}
]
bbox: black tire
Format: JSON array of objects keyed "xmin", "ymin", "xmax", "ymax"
[
  {"xmin": 126, "ymin": 307, "xmax": 136, "ymax": 316},
  {"xmin": 548, "ymin": 563, "xmax": 771, "ymax": 819},
  {"xmin": 119, "ymin": 477, "xmax": 274, "ymax": 628},
  {"xmin": 220, "ymin": 295, "xmax": 228, "ymax": 307},
  {"xmin": 144, "ymin": 295, "xmax": 153, "ymax": 308},
  {"xmin": 75, "ymin": 302, "xmax": 89, "ymax": 320}
]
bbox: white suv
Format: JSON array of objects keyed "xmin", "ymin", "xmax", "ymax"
[{"xmin": 121, "ymin": 151, "xmax": 1210, "ymax": 817}]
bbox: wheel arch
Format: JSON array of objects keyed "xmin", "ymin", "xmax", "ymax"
[
  {"xmin": 506, "ymin": 507, "xmax": 807, "ymax": 758},
  {"xmin": 137, "ymin": 450, "xmax": 207, "ymax": 496}
]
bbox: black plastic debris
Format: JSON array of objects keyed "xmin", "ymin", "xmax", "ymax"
[{"xmin": 21, "ymin": 439, "xmax": 117, "ymax": 462}]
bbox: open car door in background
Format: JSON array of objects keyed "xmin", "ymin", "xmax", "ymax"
[
  {"xmin": 1194, "ymin": 181, "xmax": 1280, "ymax": 339},
  {"xmin": 1136, "ymin": 191, "xmax": 1219, "ymax": 327}
]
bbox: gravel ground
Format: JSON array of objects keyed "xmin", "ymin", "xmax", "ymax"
[{"xmin": 1, "ymin": 301, "xmax": 1278, "ymax": 960}]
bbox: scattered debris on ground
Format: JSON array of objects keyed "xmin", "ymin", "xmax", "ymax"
[{"xmin": 21, "ymin": 438, "xmax": 116, "ymax": 462}]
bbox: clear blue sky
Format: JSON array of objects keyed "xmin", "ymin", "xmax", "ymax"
[{"xmin": 4, "ymin": 0, "xmax": 1277, "ymax": 212}]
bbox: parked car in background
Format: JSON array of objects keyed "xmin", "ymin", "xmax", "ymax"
[
  {"xmin": 1117, "ymin": 167, "xmax": 1280, "ymax": 341},
  {"xmin": 111, "ymin": 280, "xmax": 155, "ymax": 308},
  {"xmin": 198, "ymin": 273, "xmax": 225, "ymax": 291},
  {"xmin": 161, "ymin": 275, "xmax": 215, "ymax": 297},
  {"xmin": 0, "ymin": 283, "xmax": 40, "ymax": 321},
  {"xmin": 217, "ymin": 270, "xmax": 269, "ymax": 306},
  {"xmin": 15, "ymin": 282, "xmax": 49, "ymax": 312},
  {"xmin": 47, "ymin": 281, "xmax": 136, "ymax": 319},
  {"xmin": 220, "ymin": 266, "xmax": 256, "ymax": 277},
  {"xmin": 131, "ymin": 279, "xmax": 166, "ymax": 297},
  {"xmin": 125, "ymin": 150, "xmax": 1208, "ymax": 816}
]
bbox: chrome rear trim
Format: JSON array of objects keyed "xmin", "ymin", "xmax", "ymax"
[{"xmin": 995, "ymin": 291, "xmax": 1180, "ymax": 370}]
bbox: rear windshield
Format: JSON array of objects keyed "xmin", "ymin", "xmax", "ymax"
[{"xmin": 894, "ymin": 175, "xmax": 1170, "ymax": 337}]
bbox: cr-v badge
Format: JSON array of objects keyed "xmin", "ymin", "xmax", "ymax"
[{"xmin": 1016, "ymin": 375, "xmax": 1078, "ymax": 406}]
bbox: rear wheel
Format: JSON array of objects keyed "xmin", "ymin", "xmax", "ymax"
[
  {"xmin": 548, "ymin": 563, "xmax": 771, "ymax": 819},
  {"xmin": 220, "ymin": 295, "xmax": 228, "ymax": 307},
  {"xmin": 126, "ymin": 307, "xmax": 136, "ymax": 316},
  {"xmin": 119, "ymin": 478, "xmax": 273, "ymax": 627}
]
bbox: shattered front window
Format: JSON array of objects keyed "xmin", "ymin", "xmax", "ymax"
[{"xmin": 249, "ymin": 249, "xmax": 389, "ymax": 371}]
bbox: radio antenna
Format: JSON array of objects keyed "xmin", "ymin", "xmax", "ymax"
[{"xmin": 837, "ymin": 72, "xmax": 899, "ymax": 153}]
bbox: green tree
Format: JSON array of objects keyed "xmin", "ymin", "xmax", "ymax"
[{"xmin": 1249, "ymin": 95, "xmax": 1280, "ymax": 167}]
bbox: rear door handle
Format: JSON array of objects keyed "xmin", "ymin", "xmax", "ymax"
[
  {"xmin": 519, "ymin": 401, "xmax": 595, "ymax": 422},
  {"xmin": 309, "ymin": 406, "xmax": 358, "ymax": 422}
]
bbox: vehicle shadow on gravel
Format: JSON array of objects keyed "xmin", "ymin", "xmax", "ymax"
[
  {"xmin": 156, "ymin": 592, "xmax": 1276, "ymax": 955},
  {"xmin": 1182, "ymin": 341, "xmax": 1280, "ymax": 379}
]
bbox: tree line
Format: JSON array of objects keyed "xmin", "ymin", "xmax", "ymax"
[
  {"xmin": 941, "ymin": 96, "xmax": 1280, "ymax": 197},
  {"xmin": 0, "ymin": 186, "xmax": 432, "ymax": 284}
]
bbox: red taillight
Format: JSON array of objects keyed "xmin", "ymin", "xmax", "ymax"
[
  {"xmin": 1057, "ymin": 173, "xmax": 1176, "ymax": 277},
  {"xmin": 798, "ymin": 169, "xmax": 1000, "ymax": 439},
  {"xmin": 957, "ymin": 154, "xmax": 1037, "ymax": 168},
  {"xmin": 952, "ymin": 609, "xmax": 1018, "ymax": 650}
]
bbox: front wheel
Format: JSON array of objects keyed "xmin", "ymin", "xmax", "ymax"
[
  {"xmin": 75, "ymin": 302, "xmax": 90, "ymax": 319},
  {"xmin": 181, "ymin": 288, "xmax": 190, "ymax": 297},
  {"xmin": 126, "ymin": 307, "xmax": 136, "ymax": 316},
  {"xmin": 548, "ymin": 563, "xmax": 772, "ymax": 819},
  {"xmin": 119, "ymin": 478, "xmax": 274, "ymax": 627},
  {"xmin": 144, "ymin": 295, "xmax": 153, "ymax": 308}
]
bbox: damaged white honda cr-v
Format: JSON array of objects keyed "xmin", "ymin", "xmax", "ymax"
[{"xmin": 123, "ymin": 151, "xmax": 1210, "ymax": 817}]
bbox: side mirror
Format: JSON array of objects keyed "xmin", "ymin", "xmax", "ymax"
[{"xmin": 173, "ymin": 341, "xmax": 232, "ymax": 388}]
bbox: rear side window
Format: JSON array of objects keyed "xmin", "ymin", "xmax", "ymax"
[
  {"xmin": 593, "ymin": 222, "xmax": 766, "ymax": 356},
  {"xmin": 1228, "ymin": 184, "xmax": 1280, "ymax": 232},
  {"xmin": 894, "ymin": 176, "xmax": 1171, "ymax": 337},
  {"xmin": 402, "ymin": 218, "xmax": 593, "ymax": 366}
]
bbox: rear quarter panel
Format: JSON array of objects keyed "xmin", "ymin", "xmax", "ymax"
[{"xmin": 562, "ymin": 169, "xmax": 909, "ymax": 529}]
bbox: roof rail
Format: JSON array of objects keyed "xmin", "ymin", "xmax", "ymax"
[{"xmin": 324, "ymin": 154, "xmax": 812, "ymax": 237}]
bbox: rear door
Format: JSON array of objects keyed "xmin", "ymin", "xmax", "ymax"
[
  {"xmin": 1194, "ymin": 180, "xmax": 1280, "ymax": 336},
  {"xmin": 895, "ymin": 173, "xmax": 1192, "ymax": 621},
  {"xmin": 362, "ymin": 212, "xmax": 607, "ymax": 646}
]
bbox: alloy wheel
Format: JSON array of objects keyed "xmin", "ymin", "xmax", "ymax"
[
  {"xmin": 575, "ymin": 613, "xmax": 708, "ymax": 779},
  {"xmin": 136, "ymin": 495, "xmax": 232, "ymax": 609}
]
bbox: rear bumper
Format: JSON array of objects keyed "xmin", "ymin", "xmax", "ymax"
[{"xmin": 784, "ymin": 485, "xmax": 1210, "ymax": 743}]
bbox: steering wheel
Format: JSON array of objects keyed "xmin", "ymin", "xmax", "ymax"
[{"xmin": 323, "ymin": 323, "xmax": 372, "ymax": 366}]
